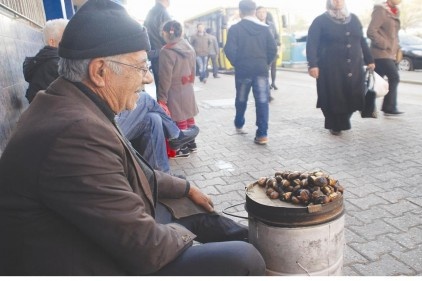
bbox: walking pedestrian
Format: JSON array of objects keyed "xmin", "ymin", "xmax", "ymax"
[
  {"xmin": 206, "ymin": 28, "xmax": 220, "ymax": 78},
  {"xmin": 306, "ymin": 0, "xmax": 375, "ymax": 135},
  {"xmin": 367, "ymin": 0, "xmax": 403, "ymax": 116},
  {"xmin": 224, "ymin": 0, "xmax": 277, "ymax": 145},
  {"xmin": 189, "ymin": 23, "xmax": 210, "ymax": 83}
]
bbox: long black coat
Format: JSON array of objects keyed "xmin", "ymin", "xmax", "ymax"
[{"xmin": 306, "ymin": 13, "xmax": 374, "ymax": 113}]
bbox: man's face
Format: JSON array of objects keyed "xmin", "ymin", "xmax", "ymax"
[
  {"xmin": 256, "ymin": 8, "xmax": 267, "ymax": 22},
  {"xmin": 107, "ymin": 51, "xmax": 151, "ymax": 112}
]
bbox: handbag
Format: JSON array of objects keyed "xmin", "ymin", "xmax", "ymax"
[
  {"xmin": 372, "ymin": 70, "xmax": 389, "ymax": 98},
  {"xmin": 361, "ymin": 70, "xmax": 377, "ymax": 118}
]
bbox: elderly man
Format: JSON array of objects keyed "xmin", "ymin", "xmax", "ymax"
[{"xmin": 0, "ymin": 0, "xmax": 265, "ymax": 276}]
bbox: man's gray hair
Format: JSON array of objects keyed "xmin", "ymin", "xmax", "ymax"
[
  {"xmin": 58, "ymin": 54, "xmax": 124, "ymax": 82},
  {"xmin": 43, "ymin": 19, "xmax": 69, "ymax": 45}
]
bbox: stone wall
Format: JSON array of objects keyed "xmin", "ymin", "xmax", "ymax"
[{"xmin": 0, "ymin": 13, "xmax": 43, "ymax": 154}]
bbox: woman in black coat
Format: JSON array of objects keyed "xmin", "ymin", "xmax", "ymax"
[{"xmin": 306, "ymin": 0, "xmax": 375, "ymax": 135}]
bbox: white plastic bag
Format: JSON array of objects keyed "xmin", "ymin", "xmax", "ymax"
[{"xmin": 373, "ymin": 71, "xmax": 389, "ymax": 98}]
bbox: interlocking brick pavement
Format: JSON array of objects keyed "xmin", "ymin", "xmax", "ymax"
[{"xmin": 166, "ymin": 69, "xmax": 422, "ymax": 276}]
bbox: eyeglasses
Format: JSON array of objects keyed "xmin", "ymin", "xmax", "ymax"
[{"xmin": 106, "ymin": 60, "xmax": 150, "ymax": 75}]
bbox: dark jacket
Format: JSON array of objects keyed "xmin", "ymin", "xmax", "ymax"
[
  {"xmin": 367, "ymin": 4, "xmax": 401, "ymax": 60},
  {"xmin": 0, "ymin": 78, "xmax": 198, "ymax": 275},
  {"xmin": 224, "ymin": 18, "xmax": 277, "ymax": 78},
  {"xmin": 23, "ymin": 46, "xmax": 59, "ymax": 103},
  {"xmin": 306, "ymin": 13, "xmax": 374, "ymax": 113},
  {"xmin": 144, "ymin": 2, "xmax": 171, "ymax": 55}
]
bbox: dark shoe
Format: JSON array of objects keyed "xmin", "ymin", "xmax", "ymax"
[
  {"xmin": 384, "ymin": 110, "xmax": 404, "ymax": 116},
  {"xmin": 269, "ymin": 95, "xmax": 274, "ymax": 102},
  {"xmin": 271, "ymin": 84, "xmax": 278, "ymax": 90},
  {"xmin": 214, "ymin": 75, "xmax": 220, "ymax": 78},
  {"xmin": 168, "ymin": 126, "xmax": 199, "ymax": 150},
  {"xmin": 329, "ymin": 129, "xmax": 342, "ymax": 136},
  {"xmin": 174, "ymin": 146, "xmax": 190, "ymax": 158},
  {"xmin": 187, "ymin": 141, "xmax": 197, "ymax": 152}
]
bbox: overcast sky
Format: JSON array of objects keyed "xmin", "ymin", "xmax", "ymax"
[{"xmin": 126, "ymin": 0, "xmax": 378, "ymax": 23}]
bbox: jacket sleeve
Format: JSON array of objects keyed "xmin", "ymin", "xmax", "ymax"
[
  {"xmin": 367, "ymin": 8, "xmax": 388, "ymax": 50},
  {"xmin": 157, "ymin": 49, "xmax": 174, "ymax": 103},
  {"xmin": 223, "ymin": 27, "xmax": 237, "ymax": 66},
  {"xmin": 38, "ymin": 119, "xmax": 195, "ymax": 275},
  {"xmin": 306, "ymin": 17, "xmax": 322, "ymax": 68}
]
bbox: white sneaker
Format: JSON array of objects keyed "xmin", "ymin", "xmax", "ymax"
[{"xmin": 236, "ymin": 127, "xmax": 248, "ymax": 134}]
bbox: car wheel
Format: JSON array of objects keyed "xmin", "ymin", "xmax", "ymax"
[{"xmin": 398, "ymin": 57, "xmax": 413, "ymax": 71}]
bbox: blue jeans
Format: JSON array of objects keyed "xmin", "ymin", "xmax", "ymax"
[
  {"xmin": 196, "ymin": 55, "xmax": 208, "ymax": 81},
  {"xmin": 234, "ymin": 76, "xmax": 270, "ymax": 138},
  {"xmin": 116, "ymin": 93, "xmax": 180, "ymax": 173}
]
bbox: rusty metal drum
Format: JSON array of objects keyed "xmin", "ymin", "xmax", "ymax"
[{"xmin": 245, "ymin": 182, "xmax": 345, "ymax": 276}]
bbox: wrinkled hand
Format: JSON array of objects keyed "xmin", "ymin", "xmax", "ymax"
[
  {"xmin": 188, "ymin": 186, "xmax": 214, "ymax": 213},
  {"xmin": 308, "ymin": 67, "xmax": 319, "ymax": 79},
  {"xmin": 367, "ymin": 63, "xmax": 376, "ymax": 71},
  {"xmin": 158, "ymin": 100, "xmax": 171, "ymax": 116}
]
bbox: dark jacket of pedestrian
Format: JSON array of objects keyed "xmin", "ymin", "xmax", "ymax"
[
  {"xmin": 158, "ymin": 38, "xmax": 199, "ymax": 122},
  {"xmin": 307, "ymin": 13, "xmax": 374, "ymax": 114},
  {"xmin": 144, "ymin": 1, "xmax": 171, "ymax": 54},
  {"xmin": 367, "ymin": 3, "xmax": 401, "ymax": 60},
  {"xmin": 23, "ymin": 46, "xmax": 59, "ymax": 103},
  {"xmin": 224, "ymin": 19, "xmax": 277, "ymax": 79}
]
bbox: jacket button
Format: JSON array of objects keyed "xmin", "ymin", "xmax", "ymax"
[
  {"xmin": 348, "ymin": 73, "xmax": 353, "ymax": 77},
  {"xmin": 346, "ymin": 32, "xmax": 350, "ymax": 36},
  {"xmin": 347, "ymin": 59, "xmax": 351, "ymax": 63},
  {"xmin": 347, "ymin": 44, "xmax": 351, "ymax": 48}
]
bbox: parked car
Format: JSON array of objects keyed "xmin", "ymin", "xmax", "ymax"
[{"xmin": 398, "ymin": 34, "xmax": 422, "ymax": 71}]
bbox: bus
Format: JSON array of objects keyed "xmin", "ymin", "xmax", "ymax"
[{"xmin": 184, "ymin": 7, "xmax": 285, "ymax": 72}]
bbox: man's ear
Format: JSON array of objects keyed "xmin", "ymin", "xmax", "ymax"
[{"xmin": 88, "ymin": 58, "xmax": 107, "ymax": 87}]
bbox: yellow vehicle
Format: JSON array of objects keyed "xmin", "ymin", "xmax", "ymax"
[{"xmin": 184, "ymin": 7, "xmax": 285, "ymax": 72}]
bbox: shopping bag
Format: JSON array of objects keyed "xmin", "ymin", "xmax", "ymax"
[
  {"xmin": 373, "ymin": 71, "xmax": 389, "ymax": 98},
  {"xmin": 361, "ymin": 70, "xmax": 377, "ymax": 118}
]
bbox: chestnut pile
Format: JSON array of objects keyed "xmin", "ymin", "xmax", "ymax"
[{"xmin": 257, "ymin": 170, "xmax": 344, "ymax": 206}]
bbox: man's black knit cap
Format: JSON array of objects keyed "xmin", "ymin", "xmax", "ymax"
[{"xmin": 59, "ymin": 0, "xmax": 151, "ymax": 59}]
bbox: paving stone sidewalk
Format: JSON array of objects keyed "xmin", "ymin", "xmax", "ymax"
[{"xmin": 168, "ymin": 71, "xmax": 422, "ymax": 276}]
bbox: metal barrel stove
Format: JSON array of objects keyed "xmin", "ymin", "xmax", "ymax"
[{"xmin": 245, "ymin": 182, "xmax": 345, "ymax": 276}]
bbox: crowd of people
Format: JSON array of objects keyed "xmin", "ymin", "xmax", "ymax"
[{"xmin": 0, "ymin": 0, "xmax": 405, "ymax": 276}]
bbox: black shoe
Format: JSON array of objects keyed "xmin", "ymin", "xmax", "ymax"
[
  {"xmin": 214, "ymin": 75, "xmax": 220, "ymax": 78},
  {"xmin": 187, "ymin": 141, "xmax": 197, "ymax": 152},
  {"xmin": 174, "ymin": 146, "xmax": 190, "ymax": 158},
  {"xmin": 269, "ymin": 95, "xmax": 274, "ymax": 102},
  {"xmin": 329, "ymin": 129, "xmax": 342, "ymax": 136},
  {"xmin": 383, "ymin": 110, "xmax": 404, "ymax": 116},
  {"xmin": 168, "ymin": 126, "xmax": 199, "ymax": 150},
  {"xmin": 271, "ymin": 84, "xmax": 278, "ymax": 90}
]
